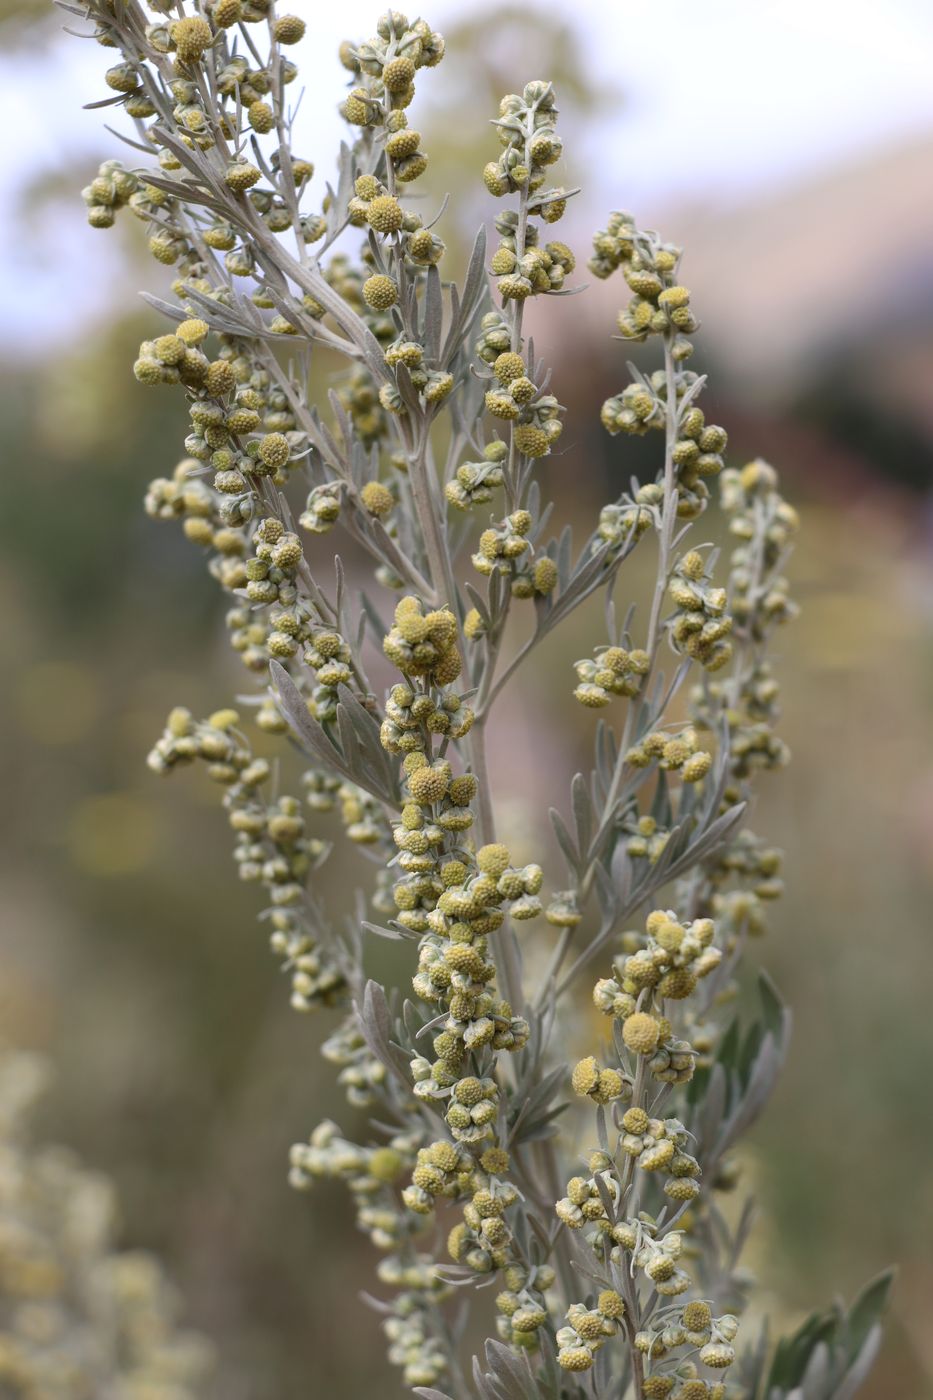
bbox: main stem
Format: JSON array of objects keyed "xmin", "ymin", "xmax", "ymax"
[{"xmin": 540, "ymin": 330, "xmax": 682, "ymax": 1003}]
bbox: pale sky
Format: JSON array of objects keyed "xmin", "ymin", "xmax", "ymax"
[{"xmin": 3, "ymin": 0, "xmax": 933, "ymax": 348}]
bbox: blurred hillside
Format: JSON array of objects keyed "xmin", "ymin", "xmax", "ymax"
[{"xmin": 1, "ymin": 3, "xmax": 933, "ymax": 1398}]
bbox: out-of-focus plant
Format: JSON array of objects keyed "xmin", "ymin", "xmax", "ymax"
[
  {"xmin": 60, "ymin": 4, "xmax": 891, "ymax": 1398},
  {"xmin": 0, "ymin": 1049, "xmax": 211, "ymax": 1397}
]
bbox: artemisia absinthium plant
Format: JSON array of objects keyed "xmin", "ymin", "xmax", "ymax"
[
  {"xmin": 0, "ymin": 1051, "xmax": 212, "ymax": 1395},
  {"xmin": 64, "ymin": 3, "xmax": 891, "ymax": 1397}
]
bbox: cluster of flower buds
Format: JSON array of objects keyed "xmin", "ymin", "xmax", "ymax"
[
  {"xmin": 193, "ymin": 516, "xmax": 351, "ymax": 712},
  {"xmin": 300, "ymin": 769, "xmax": 341, "ymax": 814},
  {"xmin": 269, "ymin": 908, "xmax": 346, "ymax": 1012},
  {"xmin": 383, "ymin": 120, "xmax": 430, "ymax": 184},
  {"xmin": 444, "ymin": 1153, "xmax": 518, "ymax": 1260},
  {"xmin": 636, "ymin": 1303, "xmax": 738, "ymax": 1395},
  {"xmin": 381, "ymin": 1271, "xmax": 452, "ymax": 1388},
  {"xmin": 623, "ymin": 812, "xmax": 671, "ymax": 864},
  {"xmin": 81, "ymin": 158, "xmax": 139, "ymax": 227},
  {"xmin": 482, "ymin": 349, "xmax": 565, "ymax": 457},
  {"xmin": 320, "ymin": 1016, "xmax": 390, "ymax": 1110},
  {"xmin": 601, "ymin": 377, "xmax": 727, "ymax": 491},
  {"xmin": 600, "ymin": 379, "xmax": 662, "ymax": 437},
  {"xmin": 344, "ymin": 185, "xmax": 447, "ymax": 337},
  {"xmin": 631, "ymin": 1226, "xmax": 692, "ymax": 1296},
  {"xmin": 615, "ymin": 909, "xmax": 722, "ymax": 1005},
  {"xmin": 289, "ymin": 1119, "xmax": 412, "ymax": 1247},
  {"xmin": 382, "ymin": 597, "xmax": 463, "ymax": 686},
  {"xmin": 573, "ymin": 643, "xmax": 650, "ymax": 708},
  {"xmin": 647, "ymin": 1032, "xmax": 698, "ymax": 1088},
  {"xmin": 616, "ymin": 276, "xmax": 697, "ymax": 352},
  {"xmin": 489, "ymin": 217, "xmax": 576, "ymax": 302},
  {"xmin": 685, "ymin": 458, "xmax": 799, "ymax": 788},
  {"xmin": 555, "ymin": 1157, "xmax": 622, "ymax": 1239},
  {"xmin": 136, "ymin": 322, "xmax": 302, "ymax": 499},
  {"xmin": 583, "ymin": 910, "xmax": 722, "ymax": 1094},
  {"xmin": 624, "ymin": 725, "xmax": 713, "ymax": 783},
  {"xmin": 475, "ymin": 310, "xmax": 512, "ymax": 364},
  {"xmin": 483, "ymin": 80, "xmax": 563, "ymax": 198},
  {"xmin": 472, "ymin": 509, "xmax": 532, "ymax": 577},
  {"xmin": 147, "ymin": 213, "xmax": 195, "ymax": 268},
  {"xmin": 555, "ymin": 1290, "xmax": 626, "ymax": 1372},
  {"xmin": 222, "ymin": 603, "xmax": 273, "ymax": 675},
  {"xmin": 402, "ymin": 1138, "xmax": 476, "ymax": 1214},
  {"xmin": 328, "ymin": 782, "xmax": 383, "ymax": 847},
  {"xmin": 590, "ymin": 215, "xmax": 692, "ymax": 358},
  {"xmin": 723, "ymin": 692, "xmax": 791, "ymax": 778},
  {"xmin": 509, "ymin": 554, "xmax": 557, "ymax": 599},
  {"xmin": 544, "ymin": 888, "xmax": 583, "ymax": 928},
  {"xmin": 89, "ymin": 25, "xmax": 306, "ymax": 271},
  {"xmin": 423, "ymin": 1152, "xmax": 547, "ymax": 1298},
  {"xmin": 593, "ymin": 214, "xmax": 738, "ymax": 529},
  {"xmin": 619, "ymin": 1109, "xmax": 701, "ymax": 1203},
  {"xmin": 380, "ymin": 366, "xmax": 454, "ymax": 414},
  {"xmin": 145, "ymin": 455, "xmax": 214, "ymax": 533},
  {"xmin": 680, "ymin": 1302, "xmax": 739, "ymax": 1364},
  {"xmin": 410, "ymin": 1053, "xmax": 498, "ymax": 1128},
  {"xmin": 404, "ymin": 836, "xmax": 538, "ymax": 1034},
  {"xmin": 241, "ymin": 516, "xmax": 299, "ymax": 603},
  {"xmin": 722, "ymin": 459, "xmax": 799, "ymax": 596},
  {"xmin": 342, "ymin": 10, "xmax": 442, "ymax": 176},
  {"xmin": 588, "ymin": 209, "xmax": 637, "ymax": 279},
  {"xmin": 382, "ymin": 685, "xmax": 474, "ymax": 757},
  {"xmin": 341, "ymin": 11, "xmax": 444, "ymax": 134},
  {"xmin": 148, "ymin": 708, "xmax": 345, "ymax": 1010},
  {"xmin": 644, "ymin": 1379, "xmax": 727, "ymax": 1400},
  {"xmin": 494, "ymin": 1259, "xmax": 555, "ymax": 1351},
  {"xmin": 299, "ymin": 481, "xmax": 342, "ymax": 534},
  {"xmin": 212, "ymin": 43, "xmax": 306, "ymax": 137},
  {"xmin": 483, "ymin": 351, "xmax": 536, "ymax": 417},
  {"xmin": 445, "ymin": 442, "xmax": 507, "ymax": 510},
  {"xmin": 133, "ymin": 319, "xmax": 213, "ymax": 389},
  {"xmin": 514, "ymin": 395, "xmax": 564, "ymax": 459},
  {"xmin": 383, "ymin": 728, "xmax": 540, "ymax": 1283},
  {"xmin": 668, "ymin": 550, "xmax": 733, "ymax": 671},
  {"xmin": 570, "ymin": 1055, "xmax": 629, "ymax": 1105},
  {"xmin": 346, "ymin": 178, "xmax": 406, "ymax": 238},
  {"xmin": 594, "ymin": 495, "xmax": 654, "ymax": 553}
]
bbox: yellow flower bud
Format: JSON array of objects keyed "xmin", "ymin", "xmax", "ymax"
[
  {"xmin": 360, "ymin": 481, "xmax": 394, "ymax": 517},
  {"xmin": 623, "ymin": 1012, "xmax": 660, "ymax": 1055},
  {"xmin": 362, "ymin": 274, "xmax": 398, "ymax": 309}
]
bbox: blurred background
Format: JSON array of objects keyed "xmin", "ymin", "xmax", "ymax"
[{"xmin": 1, "ymin": 0, "xmax": 932, "ymax": 1395}]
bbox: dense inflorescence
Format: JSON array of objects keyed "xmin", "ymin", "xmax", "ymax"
[{"xmin": 63, "ymin": 3, "xmax": 892, "ymax": 1398}]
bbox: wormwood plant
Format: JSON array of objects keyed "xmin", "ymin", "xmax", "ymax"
[
  {"xmin": 0, "ymin": 1050, "xmax": 212, "ymax": 1394},
  {"xmin": 63, "ymin": 4, "xmax": 892, "ymax": 1398}
]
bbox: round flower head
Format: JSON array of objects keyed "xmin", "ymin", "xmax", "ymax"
[{"xmin": 623, "ymin": 1012, "xmax": 660, "ymax": 1055}]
